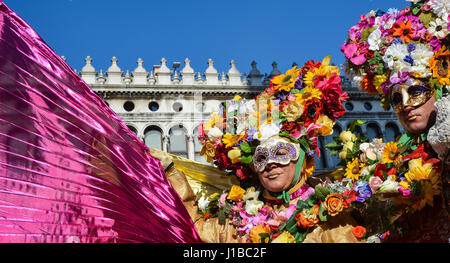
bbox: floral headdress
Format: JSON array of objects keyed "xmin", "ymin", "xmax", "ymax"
[
  {"xmin": 341, "ymin": 0, "xmax": 449, "ymax": 108},
  {"xmin": 198, "ymin": 56, "xmax": 349, "ymax": 180}
]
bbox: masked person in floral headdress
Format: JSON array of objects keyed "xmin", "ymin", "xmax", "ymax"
[
  {"xmin": 193, "ymin": 56, "xmax": 369, "ymax": 243},
  {"xmin": 339, "ymin": 0, "xmax": 449, "ymax": 242}
]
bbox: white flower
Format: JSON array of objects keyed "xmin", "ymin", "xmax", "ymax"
[
  {"xmin": 366, "ymin": 235, "xmax": 381, "ymax": 243},
  {"xmin": 410, "ymin": 44, "xmax": 434, "ymax": 77},
  {"xmin": 368, "ymin": 29, "xmax": 383, "ymax": 51},
  {"xmin": 378, "ymin": 176, "xmax": 399, "ymax": 193},
  {"xmin": 245, "ymin": 199, "xmax": 264, "ymax": 215},
  {"xmin": 429, "ymin": 0, "xmax": 450, "ymax": 19},
  {"xmin": 428, "ymin": 17, "xmax": 449, "ymax": 39},
  {"xmin": 255, "ymin": 123, "xmax": 280, "ymax": 141},
  {"xmin": 383, "ymin": 43, "xmax": 410, "ymax": 72},
  {"xmin": 386, "ymin": 8, "xmax": 400, "ymax": 18},
  {"xmin": 207, "ymin": 126, "xmax": 223, "ymax": 140},
  {"xmin": 198, "ymin": 195, "xmax": 210, "ymax": 211}
]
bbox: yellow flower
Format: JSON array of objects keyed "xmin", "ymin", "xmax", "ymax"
[
  {"xmin": 204, "ymin": 112, "xmax": 222, "ymax": 131},
  {"xmin": 382, "ymin": 142, "xmax": 402, "ymax": 164},
  {"xmin": 232, "ymin": 95, "xmax": 242, "ymax": 101},
  {"xmin": 302, "ymin": 157, "xmax": 316, "ymax": 180},
  {"xmin": 227, "ymin": 147, "xmax": 242, "ymax": 164},
  {"xmin": 339, "ymin": 131, "xmax": 357, "ymax": 143},
  {"xmin": 315, "ymin": 56, "xmax": 341, "ymax": 78},
  {"xmin": 249, "ymin": 224, "xmax": 271, "ymax": 243},
  {"xmin": 316, "ymin": 115, "xmax": 335, "ymax": 136},
  {"xmin": 222, "ymin": 133, "xmax": 245, "ymax": 148},
  {"xmin": 209, "ymin": 192, "xmax": 219, "ymax": 199},
  {"xmin": 373, "ymin": 73, "xmax": 388, "ymax": 94},
  {"xmin": 295, "ymin": 86, "xmax": 322, "ymax": 104},
  {"xmin": 200, "ymin": 141, "xmax": 216, "ymax": 162},
  {"xmin": 272, "ymin": 231, "xmax": 296, "ymax": 243},
  {"xmin": 271, "ymin": 66, "xmax": 301, "ymax": 92},
  {"xmin": 304, "ymin": 56, "xmax": 340, "ymax": 87},
  {"xmin": 283, "ymin": 101, "xmax": 305, "ymax": 122},
  {"xmin": 338, "ymin": 141, "xmax": 354, "ymax": 160},
  {"xmin": 430, "ymin": 46, "xmax": 450, "ymax": 86},
  {"xmin": 227, "ymin": 185, "xmax": 246, "ymax": 201},
  {"xmin": 405, "ymin": 158, "xmax": 435, "ymax": 182},
  {"xmin": 399, "ymin": 180, "xmax": 409, "ymax": 189},
  {"xmin": 345, "ymin": 158, "xmax": 364, "ymax": 181}
]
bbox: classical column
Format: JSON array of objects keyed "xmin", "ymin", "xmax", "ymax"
[
  {"xmin": 187, "ymin": 134, "xmax": 195, "ymax": 161},
  {"xmin": 162, "ymin": 135, "xmax": 169, "ymax": 152}
]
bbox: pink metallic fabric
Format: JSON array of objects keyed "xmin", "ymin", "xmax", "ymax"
[{"xmin": 0, "ymin": 1, "xmax": 201, "ymax": 243}]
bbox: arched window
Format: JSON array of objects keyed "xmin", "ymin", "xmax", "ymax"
[
  {"xmin": 144, "ymin": 126, "xmax": 162, "ymax": 150},
  {"xmin": 193, "ymin": 125, "xmax": 209, "ymax": 164},
  {"xmin": 366, "ymin": 123, "xmax": 382, "ymax": 141},
  {"xmin": 169, "ymin": 125, "xmax": 188, "ymax": 158},
  {"xmin": 385, "ymin": 123, "xmax": 401, "ymax": 142}
]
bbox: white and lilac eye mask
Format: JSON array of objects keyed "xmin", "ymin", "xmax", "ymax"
[{"xmin": 252, "ymin": 136, "xmax": 300, "ymax": 173}]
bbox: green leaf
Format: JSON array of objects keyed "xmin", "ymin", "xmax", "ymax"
[
  {"xmin": 325, "ymin": 141, "xmax": 340, "ymax": 149},
  {"xmin": 291, "ymin": 88, "xmax": 300, "ymax": 94},
  {"xmin": 318, "ymin": 203, "xmax": 328, "ymax": 222},
  {"xmin": 314, "ymin": 186, "xmax": 330, "ymax": 201},
  {"xmin": 306, "ymin": 199, "xmax": 315, "ymax": 207},
  {"xmin": 240, "ymin": 155, "xmax": 252, "ymax": 164},
  {"xmin": 296, "ymin": 200, "xmax": 308, "ymax": 211},
  {"xmin": 240, "ymin": 142, "xmax": 252, "ymax": 153},
  {"xmin": 348, "ymin": 120, "xmax": 366, "ymax": 133},
  {"xmin": 294, "ymin": 231, "xmax": 308, "ymax": 243}
]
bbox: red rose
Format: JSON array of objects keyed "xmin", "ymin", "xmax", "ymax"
[{"xmin": 300, "ymin": 99, "xmax": 322, "ymax": 127}]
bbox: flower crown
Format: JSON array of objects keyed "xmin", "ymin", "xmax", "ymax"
[
  {"xmin": 198, "ymin": 56, "xmax": 349, "ymax": 180},
  {"xmin": 341, "ymin": 0, "xmax": 449, "ymax": 108}
]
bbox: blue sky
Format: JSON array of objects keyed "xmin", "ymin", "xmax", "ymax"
[{"xmin": 4, "ymin": 0, "xmax": 408, "ymax": 76}]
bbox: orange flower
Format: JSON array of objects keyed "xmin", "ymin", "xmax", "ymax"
[
  {"xmin": 391, "ymin": 20, "xmax": 414, "ymax": 43},
  {"xmin": 227, "ymin": 185, "xmax": 246, "ymax": 202},
  {"xmin": 203, "ymin": 213, "xmax": 212, "ymax": 219},
  {"xmin": 323, "ymin": 193, "xmax": 344, "ymax": 216},
  {"xmin": 249, "ymin": 224, "xmax": 271, "ymax": 243},
  {"xmin": 352, "ymin": 226, "xmax": 366, "ymax": 239},
  {"xmin": 295, "ymin": 204, "xmax": 320, "ymax": 228},
  {"xmin": 360, "ymin": 74, "xmax": 378, "ymax": 95}
]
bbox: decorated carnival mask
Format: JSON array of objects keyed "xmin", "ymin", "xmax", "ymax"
[
  {"xmin": 252, "ymin": 136, "xmax": 301, "ymax": 173},
  {"xmin": 390, "ymin": 79, "xmax": 434, "ymax": 114}
]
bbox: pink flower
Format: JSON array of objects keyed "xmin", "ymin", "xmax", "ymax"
[
  {"xmin": 341, "ymin": 43, "xmax": 368, "ymax": 65},
  {"xmin": 369, "ymin": 176, "xmax": 383, "ymax": 193},
  {"xmin": 218, "ymin": 192, "xmax": 228, "ymax": 208},
  {"xmin": 399, "ymin": 186, "xmax": 411, "ymax": 197}
]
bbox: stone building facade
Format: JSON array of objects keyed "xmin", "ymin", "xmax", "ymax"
[{"xmin": 76, "ymin": 56, "xmax": 404, "ymax": 173}]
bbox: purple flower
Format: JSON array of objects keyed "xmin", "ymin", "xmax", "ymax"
[
  {"xmin": 407, "ymin": 43, "xmax": 416, "ymax": 53},
  {"xmin": 403, "ymin": 55, "xmax": 414, "ymax": 66},
  {"xmin": 392, "ymin": 38, "xmax": 403, "ymax": 45},
  {"xmin": 294, "ymin": 76, "xmax": 304, "ymax": 90},
  {"xmin": 354, "ymin": 182, "xmax": 372, "ymax": 202},
  {"xmin": 390, "ymin": 71, "xmax": 412, "ymax": 85}
]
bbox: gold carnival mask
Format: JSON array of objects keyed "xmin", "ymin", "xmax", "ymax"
[{"xmin": 390, "ymin": 79, "xmax": 434, "ymax": 113}]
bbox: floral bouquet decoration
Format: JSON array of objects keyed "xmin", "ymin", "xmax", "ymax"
[{"xmin": 340, "ymin": 0, "xmax": 449, "ymax": 108}]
